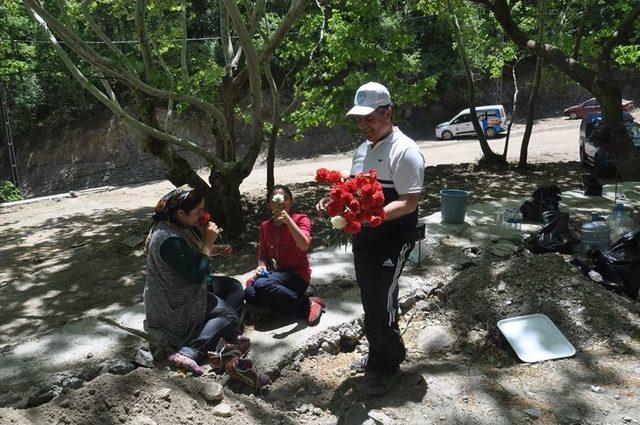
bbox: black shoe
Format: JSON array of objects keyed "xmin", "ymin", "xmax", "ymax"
[{"xmin": 366, "ymin": 369, "xmax": 402, "ymax": 396}]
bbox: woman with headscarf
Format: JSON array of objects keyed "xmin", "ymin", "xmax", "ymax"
[{"xmin": 143, "ymin": 186, "xmax": 270, "ymax": 388}]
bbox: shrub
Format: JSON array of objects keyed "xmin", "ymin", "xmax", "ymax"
[{"xmin": 0, "ymin": 180, "xmax": 22, "ymax": 203}]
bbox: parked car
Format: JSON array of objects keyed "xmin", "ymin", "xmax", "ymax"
[
  {"xmin": 564, "ymin": 97, "xmax": 634, "ymax": 120},
  {"xmin": 435, "ymin": 105, "xmax": 508, "ymax": 140},
  {"xmin": 579, "ymin": 112, "xmax": 640, "ymax": 175}
]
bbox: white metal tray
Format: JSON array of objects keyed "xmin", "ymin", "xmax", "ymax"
[{"xmin": 497, "ymin": 313, "xmax": 576, "ymax": 363}]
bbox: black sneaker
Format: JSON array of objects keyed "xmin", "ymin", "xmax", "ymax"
[{"xmin": 366, "ymin": 369, "xmax": 402, "ymax": 396}]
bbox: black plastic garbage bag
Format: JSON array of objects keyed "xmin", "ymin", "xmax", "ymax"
[
  {"xmin": 520, "ymin": 185, "xmax": 562, "ymax": 222},
  {"xmin": 588, "ymin": 230, "xmax": 640, "ymax": 300},
  {"xmin": 527, "ymin": 210, "xmax": 577, "ymax": 254},
  {"xmin": 582, "ymin": 174, "xmax": 603, "ymax": 196}
]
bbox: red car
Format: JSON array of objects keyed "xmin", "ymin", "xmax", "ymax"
[{"xmin": 563, "ymin": 97, "xmax": 634, "ymax": 119}]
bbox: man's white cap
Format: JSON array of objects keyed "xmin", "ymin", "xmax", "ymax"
[{"xmin": 346, "ymin": 82, "xmax": 391, "ymax": 116}]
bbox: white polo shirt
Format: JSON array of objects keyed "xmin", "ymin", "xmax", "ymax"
[{"xmin": 350, "ymin": 127, "xmax": 425, "ymax": 196}]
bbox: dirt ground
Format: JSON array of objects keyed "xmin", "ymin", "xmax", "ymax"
[
  {"xmin": 1, "ymin": 237, "xmax": 639, "ymax": 425},
  {"xmin": 1, "ymin": 116, "xmax": 640, "ymax": 424}
]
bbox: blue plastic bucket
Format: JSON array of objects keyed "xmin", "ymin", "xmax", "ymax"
[{"xmin": 440, "ymin": 189, "xmax": 470, "ymax": 224}]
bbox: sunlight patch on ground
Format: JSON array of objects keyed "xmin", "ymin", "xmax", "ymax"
[{"xmin": 22, "ymin": 290, "xmax": 62, "ymax": 315}]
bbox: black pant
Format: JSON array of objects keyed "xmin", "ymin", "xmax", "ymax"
[
  {"xmin": 244, "ymin": 271, "xmax": 310, "ymax": 319},
  {"xmin": 180, "ymin": 276, "xmax": 244, "ymax": 361},
  {"xmin": 209, "ymin": 275, "xmax": 245, "ymax": 319},
  {"xmin": 353, "ymin": 233, "xmax": 414, "ymax": 371}
]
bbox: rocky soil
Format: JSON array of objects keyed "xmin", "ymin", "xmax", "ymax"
[
  {"xmin": 1, "ymin": 160, "xmax": 640, "ymax": 424},
  {"xmin": 1, "ymin": 251, "xmax": 639, "ymax": 425}
]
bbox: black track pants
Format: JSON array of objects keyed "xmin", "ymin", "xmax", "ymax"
[{"xmin": 354, "ymin": 237, "xmax": 414, "ymax": 370}]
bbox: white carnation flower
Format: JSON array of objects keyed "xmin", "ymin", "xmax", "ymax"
[
  {"xmin": 272, "ymin": 193, "xmax": 285, "ymax": 203},
  {"xmin": 330, "ymin": 215, "xmax": 347, "ymax": 229}
]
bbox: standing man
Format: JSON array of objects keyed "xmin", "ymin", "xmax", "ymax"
[{"xmin": 317, "ymin": 82, "xmax": 425, "ymax": 396}]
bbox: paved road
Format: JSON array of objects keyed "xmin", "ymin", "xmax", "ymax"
[
  {"xmin": 0, "ymin": 117, "xmax": 583, "ymax": 229},
  {"xmin": 239, "ymin": 117, "xmax": 582, "ymax": 193}
]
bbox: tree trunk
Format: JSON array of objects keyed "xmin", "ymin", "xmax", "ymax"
[
  {"xmin": 592, "ymin": 79, "xmax": 640, "ymax": 180},
  {"xmin": 445, "ymin": 0, "xmax": 501, "ymax": 164},
  {"xmin": 207, "ymin": 170, "xmax": 245, "ymax": 237},
  {"xmin": 135, "ymin": 90, "xmax": 214, "ymax": 210},
  {"xmin": 266, "ymin": 126, "xmax": 277, "ymax": 197},
  {"xmin": 519, "ymin": 56, "xmax": 543, "ymax": 168},
  {"xmin": 503, "ymin": 60, "xmax": 520, "ymax": 158}
]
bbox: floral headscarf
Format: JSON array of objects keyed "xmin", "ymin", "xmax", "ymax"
[
  {"xmin": 144, "ymin": 185, "xmax": 204, "ymax": 253},
  {"xmin": 152, "ymin": 184, "xmax": 193, "ymax": 222}
]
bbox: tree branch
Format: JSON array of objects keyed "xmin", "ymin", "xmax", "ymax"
[
  {"xmin": 23, "ymin": 2, "xmax": 225, "ymax": 170},
  {"xmin": 600, "ymin": 3, "xmax": 640, "ymax": 61},
  {"xmin": 81, "ymin": 0, "xmax": 136, "ymax": 75},
  {"xmin": 232, "ymin": 0, "xmax": 310, "ymax": 89},
  {"xmin": 22, "ymin": 0, "xmax": 232, "ymax": 144},
  {"xmin": 220, "ymin": 2, "xmax": 234, "ymax": 69},
  {"xmin": 99, "ymin": 77, "xmax": 120, "ymax": 107},
  {"xmin": 472, "ymin": 0, "xmax": 594, "ymax": 90},
  {"xmin": 135, "ymin": 0, "xmax": 154, "ymax": 79},
  {"xmin": 572, "ymin": 5, "xmax": 592, "ymax": 60},
  {"xmin": 222, "ymin": 0, "xmax": 263, "ymax": 176},
  {"xmin": 180, "ymin": 0, "xmax": 189, "ymax": 85},
  {"xmin": 149, "ymin": 36, "xmax": 176, "ymax": 130},
  {"xmin": 23, "ymin": 0, "xmax": 120, "ymax": 73}
]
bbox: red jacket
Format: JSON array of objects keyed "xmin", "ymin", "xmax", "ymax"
[{"xmin": 258, "ymin": 213, "xmax": 312, "ymax": 283}]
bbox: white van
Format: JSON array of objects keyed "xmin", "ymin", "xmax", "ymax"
[{"xmin": 435, "ymin": 105, "xmax": 508, "ymax": 140}]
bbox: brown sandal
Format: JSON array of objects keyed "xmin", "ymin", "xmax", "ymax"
[
  {"xmin": 207, "ymin": 336, "xmax": 251, "ymax": 370},
  {"xmin": 225, "ymin": 357, "xmax": 271, "ymax": 389}
]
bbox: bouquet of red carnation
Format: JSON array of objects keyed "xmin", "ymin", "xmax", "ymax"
[
  {"xmin": 315, "ymin": 168, "xmax": 386, "ymax": 235},
  {"xmin": 198, "ymin": 211, "xmax": 212, "ymax": 227}
]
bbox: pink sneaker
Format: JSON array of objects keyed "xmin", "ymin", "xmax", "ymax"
[
  {"xmin": 307, "ymin": 299, "xmax": 324, "ymax": 325},
  {"xmin": 168, "ymin": 352, "xmax": 204, "ymax": 376},
  {"xmin": 309, "ymin": 296, "xmax": 326, "ymax": 308}
]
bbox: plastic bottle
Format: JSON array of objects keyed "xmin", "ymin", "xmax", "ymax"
[
  {"xmin": 505, "ymin": 208, "xmax": 513, "ymax": 229},
  {"xmin": 517, "ymin": 211, "xmax": 523, "ymax": 231},
  {"xmin": 495, "ymin": 207, "xmax": 504, "ymax": 226},
  {"xmin": 606, "ymin": 202, "xmax": 635, "ymax": 244}
]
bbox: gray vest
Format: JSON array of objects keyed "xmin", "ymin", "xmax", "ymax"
[{"xmin": 143, "ymin": 221, "xmax": 208, "ymax": 349}]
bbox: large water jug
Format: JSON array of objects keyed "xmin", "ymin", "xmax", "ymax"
[{"xmin": 580, "ymin": 216, "xmax": 610, "ymax": 253}]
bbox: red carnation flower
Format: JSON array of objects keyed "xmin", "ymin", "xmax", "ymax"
[
  {"xmin": 345, "ymin": 220, "xmax": 362, "ymax": 234},
  {"xmin": 361, "ymin": 184, "xmax": 376, "ymax": 197},
  {"xmin": 360, "ymin": 196, "xmax": 375, "ymax": 210},
  {"xmin": 340, "ymin": 191, "xmax": 354, "ymax": 205},
  {"xmin": 316, "ymin": 168, "xmax": 342, "ymax": 185},
  {"xmin": 370, "ymin": 215, "xmax": 383, "ymax": 227},
  {"xmin": 327, "ymin": 170, "xmax": 342, "ymax": 184},
  {"xmin": 198, "ymin": 212, "xmax": 212, "ymax": 226},
  {"xmin": 342, "ymin": 210, "xmax": 355, "ymax": 222},
  {"xmin": 355, "ymin": 174, "xmax": 367, "ymax": 188},
  {"xmin": 344, "ymin": 179, "xmax": 358, "ymax": 192},
  {"xmin": 326, "ymin": 201, "xmax": 343, "ymax": 216},
  {"xmin": 315, "ymin": 168, "xmax": 330, "ymax": 184},
  {"xmin": 372, "ymin": 192, "xmax": 384, "ymax": 208}
]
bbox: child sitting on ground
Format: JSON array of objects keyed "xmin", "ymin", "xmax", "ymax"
[{"xmin": 244, "ymin": 185, "xmax": 325, "ymax": 325}]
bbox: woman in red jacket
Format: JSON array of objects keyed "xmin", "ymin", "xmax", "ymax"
[{"xmin": 245, "ymin": 185, "xmax": 325, "ymax": 325}]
